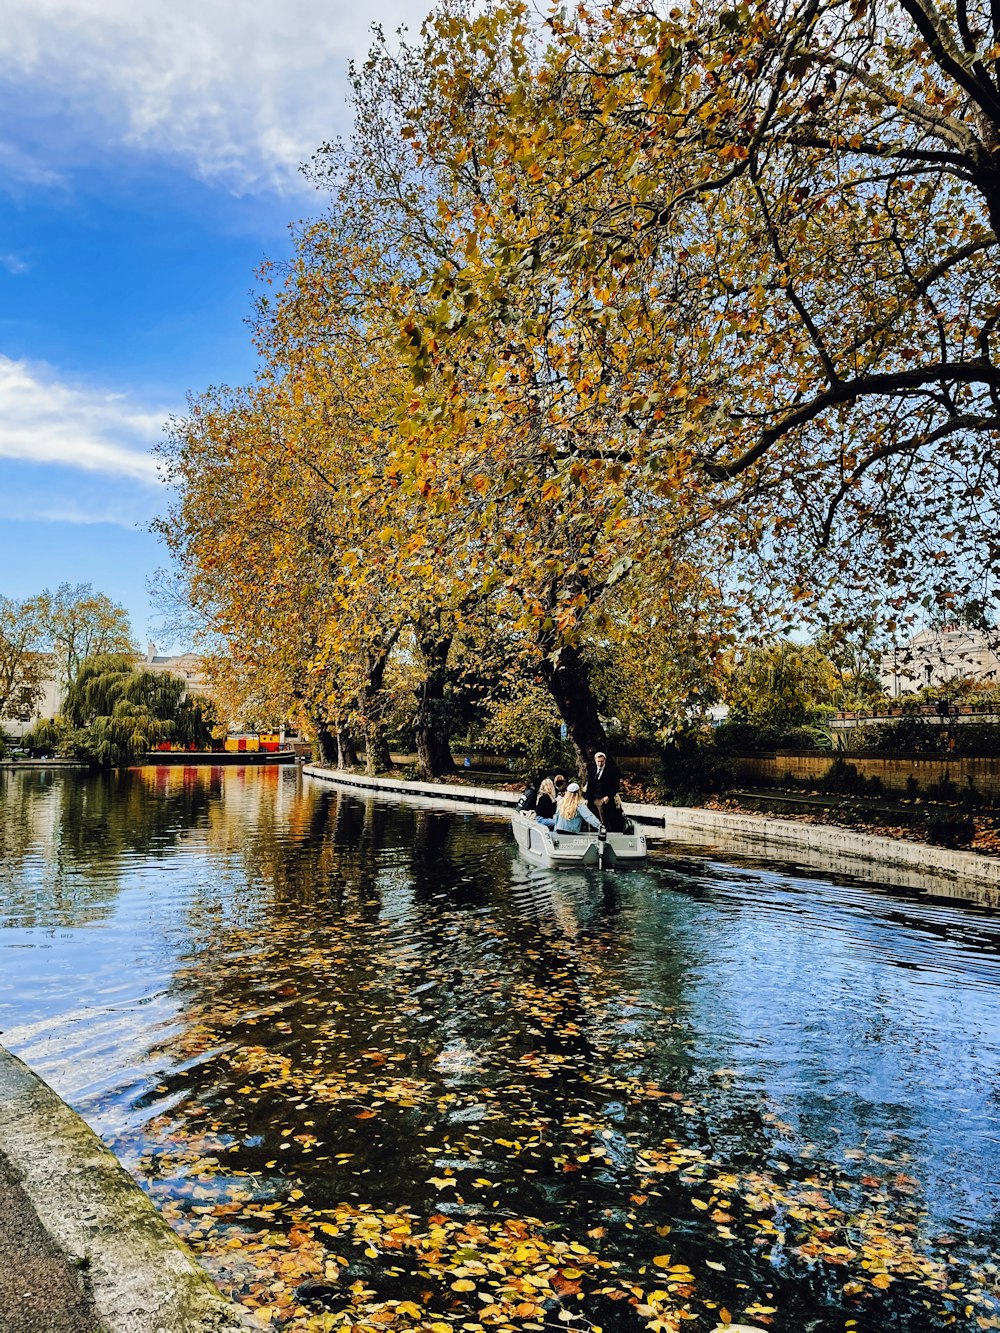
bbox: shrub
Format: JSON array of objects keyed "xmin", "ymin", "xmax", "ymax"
[
  {"xmin": 925, "ymin": 811, "xmax": 975, "ymax": 847},
  {"xmin": 818, "ymin": 758, "xmax": 867, "ymax": 795},
  {"xmin": 20, "ymin": 718, "xmax": 63, "ymax": 757},
  {"xmin": 926, "ymin": 773, "xmax": 958, "ymax": 803},
  {"xmin": 714, "ymin": 719, "xmax": 832, "ymax": 752},
  {"xmin": 904, "ymin": 776, "xmax": 921, "ymax": 802},
  {"xmin": 950, "ymin": 724, "xmax": 1000, "ymax": 757},
  {"xmin": 775, "ymin": 724, "xmax": 833, "ymax": 751},
  {"xmin": 656, "ymin": 732, "xmax": 734, "ymax": 802},
  {"xmin": 852, "ymin": 717, "xmax": 948, "ymax": 753}
]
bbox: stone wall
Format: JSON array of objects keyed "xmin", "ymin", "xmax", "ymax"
[{"xmin": 733, "ymin": 751, "xmax": 1000, "ymax": 799}]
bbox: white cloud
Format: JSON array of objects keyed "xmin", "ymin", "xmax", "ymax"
[
  {"xmin": 0, "ymin": 0, "xmax": 432, "ymax": 194},
  {"xmin": 0, "ymin": 138, "xmax": 67, "ymax": 189},
  {"xmin": 0, "ymin": 502, "xmax": 141, "ymax": 529},
  {"xmin": 0, "ymin": 356, "xmax": 166, "ymax": 482},
  {"xmin": 0, "ymin": 251, "xmax": 29, "ymax": 274}
]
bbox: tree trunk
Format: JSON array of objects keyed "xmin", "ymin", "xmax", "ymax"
[
  {"xmin": 360, "ymin": 648, "xmax": 393, "ymax": 775},
  {"xmin": 314, "ymin": 721, "xmax": 337, "ymax": 766},
  {"xmin": 337, "ymin": 724, "xmax": 360, "ymax": 770},
  {"xmin": 364, "ymin": 723, "xmax": 393, "ymax": 774},
  {"xmin": 414, "ymin": 631, "xmax": 455, "ymax": 780},
  {"xmin": 538, "ymin": 642, "xmax": 609, "ymax": 778}
]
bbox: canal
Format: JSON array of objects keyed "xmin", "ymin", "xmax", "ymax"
[{"xmin": 1, "ymin": 765, "xmax": 999, "ymax": 1332}]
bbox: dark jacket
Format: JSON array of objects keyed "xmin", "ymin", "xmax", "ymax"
[
  {"xmin": 535, "ymin": 792, "xmax": 557, "ymax": 819},
  {"xmin": 585, "ymin": 757, "xmax": 620, "ymax": 804}
]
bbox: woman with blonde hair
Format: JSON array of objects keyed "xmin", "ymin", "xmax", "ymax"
[
  {"xmin": 538, "ymin": 783, "xmax": 602, "ymax": 834},
  {"xmin": 534, "ymin": 777, "xmax": 558, "ymax": 820}
]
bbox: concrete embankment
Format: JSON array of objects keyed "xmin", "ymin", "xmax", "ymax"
[
  {"xmin": 0, "ymin": 1047, "xmax": 251, "ymax": 1332},
  {"xmin": 303, "ymin": 766, "xmax": 1000, "ymax": 906}
]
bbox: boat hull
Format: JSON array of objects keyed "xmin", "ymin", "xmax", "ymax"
[{"xmin": 510, "ymin": 811, "xmax": 647, "ymax": 868}]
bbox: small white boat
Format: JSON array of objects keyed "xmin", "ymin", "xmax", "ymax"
[{"xmin": 510, "ymin": 810, "xmax": 647, "ymax": 869}]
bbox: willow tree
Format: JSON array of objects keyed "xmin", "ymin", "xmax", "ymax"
[{"xmin": 61, "ymin": 653, "xmax": 213, "ymax": 767}]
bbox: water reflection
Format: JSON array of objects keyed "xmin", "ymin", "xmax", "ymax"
[{"xmin": 0, "ymin": 767, "xmax": 999, "ymax": 1332}]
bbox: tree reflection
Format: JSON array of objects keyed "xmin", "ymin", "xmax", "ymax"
[{"xmin": 0, "ymin": 767, "xmax": 214, "ymax": 928}]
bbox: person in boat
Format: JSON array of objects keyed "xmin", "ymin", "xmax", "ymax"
[
  {"xmin": 553, "ymin": 774, "xmax": 567, "ymax": 800},
  {"xmin": 534, "ymin": 777, "xmax": 558, "ymax": 820},
  {"xmin": 517, "ymin": 783, "xmax": 538, "ymax": 812},
  {"xmin": 585, "ymin": 750, "xmax": 620, "ymax": 821},
  {"xmin": 537, "ymin": 783, "xmax": 603, "ymax": 834}
]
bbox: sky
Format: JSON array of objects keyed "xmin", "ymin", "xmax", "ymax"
[{"xmin": 0, "ymin": 0, "xmax": 430, "ymax": 649}]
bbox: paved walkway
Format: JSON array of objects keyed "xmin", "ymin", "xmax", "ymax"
[
  {"xmin": 0, "ymin": 1047, "xmax": 249, "ymax": 1333},
  {"xmin": 0, "ymin": 1150, "xmax": 102, "ymax": 1333}
]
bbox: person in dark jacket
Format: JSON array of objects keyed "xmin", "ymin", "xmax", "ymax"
[
  {"xmin": 585, "ymin": 750, "xmax": 620, "ymax": 821},
  {"xmin": 534, "ymin": 777, "xmax": 558, "ymax": 820}
]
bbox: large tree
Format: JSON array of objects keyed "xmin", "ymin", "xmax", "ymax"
[
  {"xmin": 39, "ymin": 583, "xmax": 135, "ymax": 693},
  {"xmin": 400, "ymin": 0, "xmax": 1000, "ymax": 629},
  {"xmin": 301, "ymin": 10, "xmax": 715, "ymax": 769},
  {"xmin": 0, "ymin": 595, "xmax": 49, "ymax": 723}
]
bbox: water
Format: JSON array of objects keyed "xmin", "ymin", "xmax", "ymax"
[{"xmin": 2, "ymin": 765, "xmax": 999, "ymax": 1332}]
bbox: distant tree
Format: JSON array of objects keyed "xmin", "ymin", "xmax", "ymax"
[
  {"xmin": 814, "ymin": 617, "xmax": 887, "ymax": 709},
  {"xmin": 62, "ymin": 653, "xmax": 215, "ymax": 767},
  {"xmin": 0, "ymin": 595, "xmax": 50, "ymax": 722},
  {"xmin": 725, "ymin": 641, "xmax": 838, "ymax": 730},
  {"xmin": 39, "ymin": 584, "xmax": 135, "ymax": 694}
]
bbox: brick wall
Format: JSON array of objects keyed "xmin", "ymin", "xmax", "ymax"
[{"xmin": 732, "ymin": 752, "xmax": 1000, "ymax": 799}]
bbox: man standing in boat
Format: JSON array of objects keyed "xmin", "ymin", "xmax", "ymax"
[{"xmin": 585, "ymin": 751, "xmax": 620, "ymax": 823}]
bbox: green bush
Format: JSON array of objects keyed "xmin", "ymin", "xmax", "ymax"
[
  {"xmin": 818, "ymin": 758, "xmax": 868, "ymax": 795},
  {"xmin": 926, "ymin": 773, "xmax": 959, "ymax": 802},
  {"xmin": 950, "ymin": 724, "xmax": 1000, "ymax": 757},
  {"xmin": 714, "ymin": 719, "xmax": 832, "ymax": 752},
  {"xmin": 656, "ymin": 732, "xmax": 734, "ymax": 802},
  {"xmin": 925, "ymin": 811, "xmax": 975, "ymax": 847},
  {"xmin": 20, "ymin": 718, "xmax": 63, "ymax": 757},
  {"xmin": 851, "ymin": 717, "xmax": 948, "ymax": 753},
  {"xmin": 777, "ymin": 724, "xmax": 833, "ymax": 751}
]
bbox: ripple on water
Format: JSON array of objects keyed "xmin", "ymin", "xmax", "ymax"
[{"xmin": 1, "ymin": 765, "xmax": 999, "ymax": 1332}]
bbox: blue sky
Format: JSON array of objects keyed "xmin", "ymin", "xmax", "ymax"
[{"xmin": 0, "ymin": 0, "xmax": 427, "ymax": 649}]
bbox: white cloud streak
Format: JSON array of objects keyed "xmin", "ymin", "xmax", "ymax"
[
  {"xmin": 0, "ymin": 0, "xmax": 432, "ymax": 193},
  {"xmin": 0, "ymin": 356, "xmax": 166, "ymax": 482}
]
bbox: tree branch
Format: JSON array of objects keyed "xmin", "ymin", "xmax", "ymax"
[{"xmin": 703, "ymin": 360, "xmax": 1000, "ymax": 480}]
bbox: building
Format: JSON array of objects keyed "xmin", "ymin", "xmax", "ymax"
[
  {"xmin": 141, "ymin": 643, "xmax": 210, "ymax": 696},
  {"xmin": 880, "ymin": 626, "xmax": 1000, "ymax": 696}
]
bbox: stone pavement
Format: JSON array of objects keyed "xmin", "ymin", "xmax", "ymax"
[
  {"xmin": 0, "ymin": 1046, "xmax": 250, "ymax": 1333},
  {"xmin": 0, "ymin": 1150, "xmax": 103, "ymax": 1333}
]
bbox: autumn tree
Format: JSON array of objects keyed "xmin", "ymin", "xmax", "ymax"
[
  {"xmin": 0, "ymin": 595, "xmax": 50, "ymax": 724},
  {"xmin": 303, "ymin": 9, "xmax": 715, "ymax": 772},
  {"xmin": 724, "ymin": 640, "xmax": 839, "ymax": 731},
  {"xmin": 400, "ymin": 0, "xmax": 1000, "ymax": 634},
  {"xmin": 39, "ymin": 583, "xmax": 135, "ymax": 693}
]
